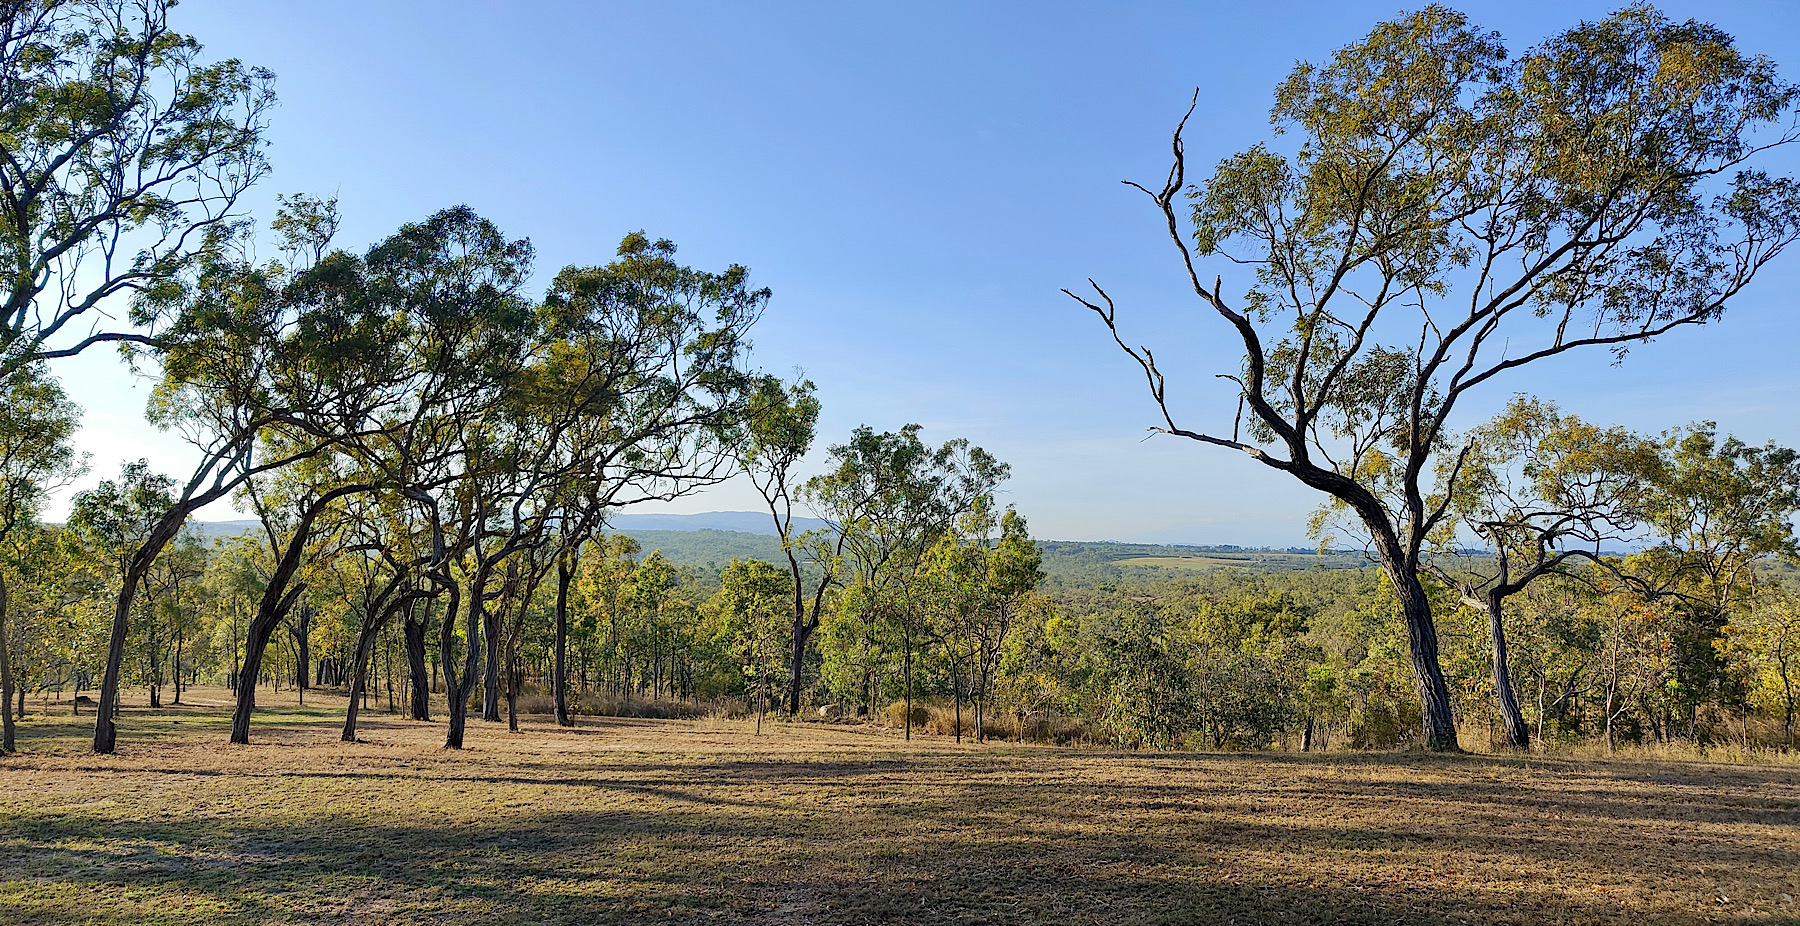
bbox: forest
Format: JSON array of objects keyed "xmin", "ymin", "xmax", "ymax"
[{"xmin": 3, "ymin": 2, "xmax": 1800, "ymax": 923}]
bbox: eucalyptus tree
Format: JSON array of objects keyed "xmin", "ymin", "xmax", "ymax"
[
  {"xmin": 804, "ymin": 425, "xmax": 1008, "ymax": 738},
  {"xmin": 350, "ymin": 207, "xmax": 538, "ymax": 750},
  {"xmin": 0, "ymin": 366, "xmax": 81, "ymax": 752},
  {"xmin": 919, "ymin": 504, "xmax": 1044, "ymax": 743},
  {"xmin": 1424, "ymin": 398, "xmax": 1657, "ymax": 748},
  {"xmin": 327, "ymin": 493, "xmax": 424, "ymax": 743},
  {"xmin": 91, "ymin": 197, "xmax": 404, "ymax": 753},
  {"xmin": 709, "ymin": 557, "xmax": 790, "ymax": 732},
  {"xmin": 1074, "ymin": 7, "xmax": 1800, "ymax": 749},
  {"xmin": 728, "ymin": 374, "xmax": 827, "ymax": 714},
  {"xmin": 0, "ymin": 0, "xmax": 275, "ymax": 380},
  {"xmin": 1627, "ymin": 425, "xmax": 1800, "ymax": 730},
  {"xmin": 519, "ymin": 231, "xmax": 767, "ymax": 722}
]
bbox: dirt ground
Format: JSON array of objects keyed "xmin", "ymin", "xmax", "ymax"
[{"xmin": 1, "ymin": 686, "xmax": 1797, "ymax": 925}]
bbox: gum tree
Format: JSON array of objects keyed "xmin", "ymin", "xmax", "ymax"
[
  {"xmin": 1075, "ymin": 6, "xmax": 1800, "ymax": 749},
  {"xmin": 0, "ymin": 0, "xmax": 274, "ymax": 379},
  {"xmin": 0, "ymin": 366, "xmax": 81, "ymax": 752}
]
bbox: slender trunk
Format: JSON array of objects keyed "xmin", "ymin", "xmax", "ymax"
[
  {"xmin": 444, "ymin": 569, "xmax": 480, "ymax": 749},
  {"xmin": 0, "ymin": 572, "xmax": 14, "ymax": 754},
  {"xmin": 384, "ymin": 630, "xmax": 395, "ymax": 714},
  {"xmin": 294, "ymin": 607, "xmax": 311, "ymax": 695},
  {"xmin": 482, "ymin": 593, "xmax": 501, "ymax": 723},
  {"xmin": 554, "ymin": 559, "xmax": 573, "ymax": 727},
  {"xmin": 172, "ymin": 630, "xmax": 183, "ymax": 705},
  {"xmin": 342, "ymin": 589, "xmax": 404, "ymax": 742},
  {"xmin": 903, "ymin": 628, "xmax": 913, "ymax": 742},
  {"xmin": 953, "ymin": 663, "xmax": 963, "ymax": 744},
  {"xmin": 1486, "ymin": 591, "xmax": 1530, "ymax": 749},
  {"xmin": 96, "ymin": 524, "xmax": 179, "ymax": 754},
  {"xmin": 505, "ymin": 628, "xmax": 519, "ymax": 734},
  {"xmin": 405, "ymin": 600, "xmax": 431, "ymax": 721},
  {"xmin": 1302, "ymin": 715, "xmax": 1315, "ymax": 752}
]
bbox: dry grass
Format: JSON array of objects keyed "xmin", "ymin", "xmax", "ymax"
[{"xmin": 2, "ymin": 686, "xmax": 1798, "ymax": 925}]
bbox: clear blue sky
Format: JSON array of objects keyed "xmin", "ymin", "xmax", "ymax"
[{"xmin": 47, "ymin": 1, "xmax": 1800, "ymax": 546}]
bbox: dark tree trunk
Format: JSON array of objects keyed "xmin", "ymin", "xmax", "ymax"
[
  {"xmin": 443, "ymin": 569, "xmax": 480, "ymax": 749},
  {"xmin": 1302, "ymin": 715, "xmax": 1315, "ymax": 752},
  {"xmin": 293, "ymin": 606, "xmax": 311, "ymax": 695},
  {"xmin": 1387, "ymin": 565, "xmax": 1459, "ymax": 751},
  {"xmin": 1486, "ymin": 590, "xmax": 1531, "ymax": 749},
  {"xmin": 0, "ymin": 572, "xmax": 14, "ymax": 754},
  {"xmin": 953, "ymin": 662, "xmax": 963, "ymax": 744},
  {"xmin": 482, "ymin": 597, "xmax": 501, "ymax": 723},
  {"xmin": 229, "ymin": 485, "xmax": 370, "ymax": 745},
  {"xmin": 231, "ymin": 601, "xmax": 288, "ymax": 745},
  {"xmin": 554, "ymin": 558, "xmax": 573, "ymax": 727},
  {"xmin": 404, "ymin": 599, "xmax": 431, "ymax": 721},
  {"xmin": 95, "ymin": 513, "xmax": 187, "ymax": 753},
  {"xmin": 342, "ymin": 586, "xmax": 406, "ymax": 742}
]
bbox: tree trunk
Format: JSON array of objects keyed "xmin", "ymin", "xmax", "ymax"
[
  {"xmin": 953, "ymin": 662, "xmax": 963, "ymax": 744},
  {"xmin": 554, "ymin": 559, "xmax": 573, "ymax": 727},
  {"xmin": 0, "ymin": 572, "xmax": 14, "ymax": 754},
  {"xmin": 1302, "ymin": 715, "xmax": 1315, "ymax": 752},
  {"xmin": 342, "ymin": 590, "xmax": 405, "ymax": 743},
  {"xmin": 95, "ymin": 542, "xmax": 170, "ymax": 753},
  {"xmin": 1486, "ymin": 590, "xmax": 1530, "ymax": 749},
  {"xmin": 404, "ymin": 599, "xmax": 431, "ymax": 721},
  {"xmin": 902, "ymin": 630, "xmax": 913, "ymax": 742},
  {"xmin": 172, "ymin": 629, "xmax": 183, "ymax": 705},
  {"xmin": 230, "ymin": 599, "xmax": 288, "ymax": 745},
  {"xmin": 482, "ymin": 597, "xmax": 501, "ymax": 723},
  {"xmin": 443, "ymin": 571, "xmax": 480, "ymax": 749},
  {"xmin": 293, "ymin": 606, "xmax": 311, "ymax": 695},
  {"xmin": 1386, "ymin": 564, "xmax": 1459, "ymax": 751}
]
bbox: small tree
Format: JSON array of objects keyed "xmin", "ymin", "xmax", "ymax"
[
  {"xmin": 1425, "ymin": 397, "xmax": 1657, "ymax": 748},
  {"xmin": 1075, "ymin": 7, "xmax": 1800, "ymax": 749},
  {"xmin": 1721, "ymin": 592, "xmax": 1800, "ymax": 745},
  {"xmin": 0, "ymin": 366, "xmax": 82, "ymax": 752},
  {"xmin": 710, "ymin": 558, "xmax": 790, "ymax": 733}
]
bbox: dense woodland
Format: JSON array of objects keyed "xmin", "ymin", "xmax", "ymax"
[{"xmin": 2, "ymin": 1, "xmax": 1800, "ymax": 760}]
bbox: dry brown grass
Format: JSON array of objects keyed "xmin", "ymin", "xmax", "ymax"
[{"xmin": 2, "ymin": 686, "xmax": 1797, "ymax": 925}]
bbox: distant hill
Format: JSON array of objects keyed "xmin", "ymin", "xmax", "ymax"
[
  {"xmin": 174, "ymin": 513, "xmax": 1380, "ymax": 580},
  {"xmin": 615, "ymin": 529, "xmax": 787, "ymax": 570},
  {"xmin": 184, "ymin": 520, "xmax": 260, "ymax": 543},
  {"xmin": 606, "ymin": 510, "xmax": 831, "ymax": 536}
]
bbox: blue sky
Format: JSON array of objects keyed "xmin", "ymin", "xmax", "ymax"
[{"xmin": 47, "ymin": 1, "xmax": 1800, "ymax": 545}]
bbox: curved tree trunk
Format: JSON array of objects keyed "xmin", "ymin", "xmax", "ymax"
[
  {"xmin": 228, "ymin": 485, "xmax": 370, "ymax": 745},
  {"xmin": 553, "ymin": 558, "xmax": 573, "ymax": 727},
  {"xmin": 95, "ymin": 511, "xmax": 186, "ymax": 754},
  {"xmin": 404, "ymin": 599, "xmax": 431, "ymax": 721},
  {"xmin": 442, "ymin": 573, "xmax": 479, "ymax": 749},
  {"xmin": 0, "ymin": 572, "xmax": 14, "ymax": 754},
  {"xmin": 1487, "ymin": 590, "xmax": 1531, "ymax": 749},
  {"xmin": 1387, "ymin": 565, "xmax": 1459, "ymax": 751},
  {"xmin": 342, "ymin": 587, "xmax": 406, "ymax": 742}
]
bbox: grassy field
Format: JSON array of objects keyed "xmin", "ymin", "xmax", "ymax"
[{"xmin": 2, "ymin": 688, "xmax": 1798, "ymax": 925}]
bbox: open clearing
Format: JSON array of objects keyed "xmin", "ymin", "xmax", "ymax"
[{"xmin": 2, "ymin": 689, "xmax": 1798, "ymax": 925}]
